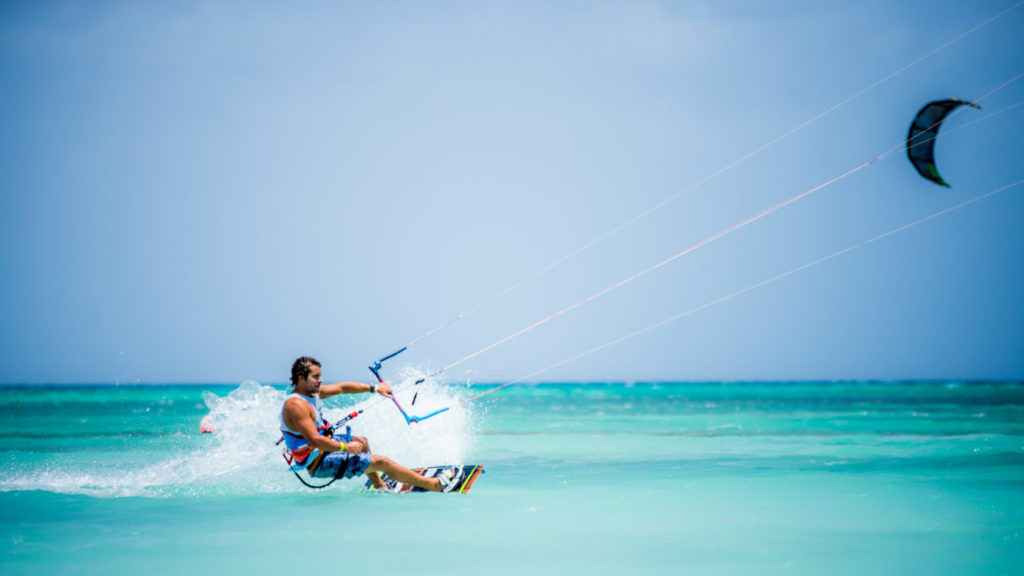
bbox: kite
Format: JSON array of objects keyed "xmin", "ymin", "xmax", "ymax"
[{"xmin": 906, "ymin": 98, "xmax": 981, "ymax": 187}]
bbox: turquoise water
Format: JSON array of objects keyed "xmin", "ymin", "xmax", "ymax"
[{"xmin": 1, "ymin": 380, "xmax": 1023, "ymax": 575}]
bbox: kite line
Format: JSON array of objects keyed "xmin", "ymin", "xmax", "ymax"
[
  {"xmin": 405, "ymin": 66, "xmax": 1023, "ymax": 386},
  {"xmin": 461, "ymin": 177, "xmax": 1024, "ymax": 403},
  {"xmin": 357, "ymin": 67, "xmax": 1024, "ymax": 423},
  {"xmin": 379, "ymin": 1, "xmax": 1023, "ymax": 357}
]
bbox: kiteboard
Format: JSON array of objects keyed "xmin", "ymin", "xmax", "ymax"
[{"xmin": 367, "ymin": 464, "xmax": 484, "ymax": 494}]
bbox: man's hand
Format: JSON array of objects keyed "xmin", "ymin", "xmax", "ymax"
[{"xmin": 376, "ymin": 381, "xmax": 394, "ymax": 397}]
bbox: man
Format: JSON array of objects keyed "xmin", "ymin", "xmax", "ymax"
[{"xmin": 280, "ymin": 356, "xmax": 461, "ymax": 492}]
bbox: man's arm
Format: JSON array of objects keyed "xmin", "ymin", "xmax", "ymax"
[
  {"xmin": 281, "ymin": 397, "xmax": 346, "ymax": 452},
  {"xmin": 320, "ymin": 381, "xmax": 393, "ymax": 398}
]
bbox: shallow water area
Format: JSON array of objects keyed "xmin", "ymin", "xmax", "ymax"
[{"xmin": 1, "ymin": 380, "xmax": 1022, "ymax": 575}]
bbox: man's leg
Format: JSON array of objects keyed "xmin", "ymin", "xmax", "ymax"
[
  {"xmin": 366, "ymin": 471, "xmax": 386, "ymax": 489},
  {"xmin": 365, "ymin": 455, "xmax": 441, "ymax": 492},
  {"xmin": 344, "ymin": 438, "xmax": 384, "ymax": 487}
]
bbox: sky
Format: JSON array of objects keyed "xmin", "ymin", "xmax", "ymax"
[{"xmin": 1, "ymin": 0, "xmax": 1022, "ymax": 384}]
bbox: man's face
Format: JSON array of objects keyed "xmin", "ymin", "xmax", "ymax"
[{"xmin": 301, "ymin": 365, "xmax": 323, "ymax": 395}]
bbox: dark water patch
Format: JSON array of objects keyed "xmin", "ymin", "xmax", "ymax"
[
  {"xmin": 0, "ymin": 429, "xmax": 191, "ymax": 440},
  {"xmin": 0, "ymin": 400, "xmax": 210, "ymax": 416},
  {"xmin": 485, "ymin": 381, "xmax": 1024, "ymax": 408},
  {"xmin": 482, "ymin": 429, "xmax": 1024, "ymax": 439},
  {"xmin": 487, "ymin": 451, "xmax": 1024, "ymax": 478}
]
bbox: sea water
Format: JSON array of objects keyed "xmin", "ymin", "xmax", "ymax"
[{"xmin": 1, "ymin": 379, "xmax": 1022, "ymax": 575}]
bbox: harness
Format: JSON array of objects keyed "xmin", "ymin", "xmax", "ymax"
[
  {"xmin": 279, "ymin": 393, "xmax": 362, "ymax": 489},
  {"xmin": 281, "ymin": 420, "xmax": 336, "ymax": 473}
]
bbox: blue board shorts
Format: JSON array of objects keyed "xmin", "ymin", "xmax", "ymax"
[{"xmin": 311, "ymin": 450, "xmax": 372, "ymax": 479}]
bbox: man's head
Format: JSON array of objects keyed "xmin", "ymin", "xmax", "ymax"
[{"xmin": 290, "ymin": 356, "xmax": 322, "ymax": 394}]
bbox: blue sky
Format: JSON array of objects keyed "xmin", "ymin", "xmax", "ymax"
[{"xmin": 2, "ymin": 1, "xmax": 1022, "ymax": 384}]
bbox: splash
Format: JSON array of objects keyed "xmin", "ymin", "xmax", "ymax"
[
  {"xmin": 351, "ymin": 366, "xmax": 477, "ymax": 466},
  {"xmin": 0, "ymin": 377, "xmax": 479, "ymax": 498}
]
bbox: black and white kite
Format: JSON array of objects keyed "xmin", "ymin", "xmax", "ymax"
[{"xmin": 906, "ymin": 98, "xmax": 981, "ymax": 187}]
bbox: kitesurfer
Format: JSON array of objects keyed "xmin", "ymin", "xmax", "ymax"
[{"xmin": 281, "ymin": 356, "xmax": 462, "ymax": 492}]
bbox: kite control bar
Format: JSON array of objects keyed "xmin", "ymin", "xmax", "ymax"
[
  {"xmin": 368, "ymin": 347, "xmax": 407, "ymax": 382},
  {"xmin": 367, "ymin": 347, "xmax": 449, "ymax": 425}
]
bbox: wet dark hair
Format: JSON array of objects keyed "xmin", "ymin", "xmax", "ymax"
[{"xmin": 290, "ymin": 356, "xmax": 321, "ymax": 387}]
